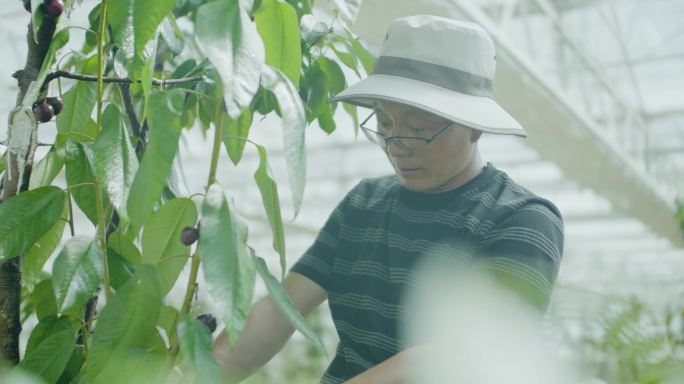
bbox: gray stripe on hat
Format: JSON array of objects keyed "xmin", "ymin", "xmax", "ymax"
[{"xmin": 373, "ymin": 56, "xmax": 493, "ymax": 97}]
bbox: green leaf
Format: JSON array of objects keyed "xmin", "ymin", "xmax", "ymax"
[
  {"xmin": 181, "ymin": 95, "xmax": 198, "ymax": 129},
  {"xmin": 160, "ymin": 15, "xmax": 183, "ymax": 55},
  {"xmin": 58, "ymin": 345, "xmax": 85, "ymax": 384},
  {"xmin": 300, "ymin": 14, "xmax": 329, "ymax": 47},
  {"xmin": 172, "ymin": 59, "xmax": 197, "ymax": 80},
  {"xmin": 242, "ymin": 0, "xmax": 259, "ymax": 14},
  {"xmin": 142, "ymin": 198, "xmax": 198, "ymax": 297},
  {"xmin": 304, "ymin": 63, "xmax": 329, "ymax": 122},
  {"xmin": 108, "ymin": 231, "xmax": 142, "ymax": 264},
  {"xmin": 333, "ymin": 0, "xmax": 358, "ymax": 24},
  {"xmin": 107, "ymin": 0, "xmax": 177, "ymax": 64},
  {"xmin": 30, "ymin": 0, "xmax": 44, "ymax": 44},
  {"xmin": 197, "ymin": 96, "xmax": 213, "ymax": 131},
  {"xmin": 28, "ymin": 145, "xmax": 66, "ymax": 189},
  {"xmin": 253, "ymin": 145, "xmax": 286, "ymax": 277},
  {"xmin": 52, "ymin": 236, "xmax": 104, "ymax": 317},
  {"xmin": 331, "ymin": 45, "xmax": 361, "ymax": 77},
  {"xmin": 177, "ymin": 315, "xmax": 221, "ymax": 384},
  {"xmin": 316, "ymin": 56, "xmax": 346, "ymax": 94},
  {"xmin": 146, "ymin": 328, "xmax": 167, "ymax": 354},
  {"xmin": 107, "ymin": 248, "xmax": 136, "ymax": 291},
  {"xmin": 86, "ymin": 265, "xmax": 161, "ymax": 380},
  {"xmin": 56, "ymin": 56, "xmax": 98, "ymax": 141},
  {"xmin": 317, "ymin": 104, "xmax": 336, "ymax": 134},
  {"xmin": 127, "ymin": 90, "xmax": 184, "ymax": 235},
  {"xmin": 158, "ymin": 304, "xmax": 179, "ymax": 338},
  {"xmin": 261, "ymin": 66, "xmax": 307, "ymax": 217},
  {"xmin": 93, "ymin": 104, "xmax": 139, "ymax": 225},
  {"xmin": 19, "ymin": 316, "xmax": 76, "ymax": 383},
  {"xmin": 676, "ymin": 198, "xmax": 684, "ymax": 232},
  {"xmin": 140, "ymin": 46, "xmax": 156, "ymax": 120},
  {"xmin": 199, "ymin": 184, "xmax": 255, "ymax": 348},
  {"xmin": 32, "ymin": 279, "xmax": 57, "ymax": 321},
  {"xmin": 141, "ymin": 200, "xmax": 196, "ymax": 264},
  {"xmin": 284, "ymin": 0, "xmax": 311, "ymax": 19},
  {"xmin": 22, "ymin": 211, "xmax": 67, "ymax": 292},
  {"xmin": 65, "ymin": 140, "xmax": 99, "ymax": 224},
  {"xmin": 24, "ymin": 315, "xmax": 74, "ymax": 360},
  {"xmin": 222, "ymin": 109, "xmax": 253, "ymax": 166},
  {"xmin": 343, "ymin": 103, "xmax": 359, "ymax": 137},
  {"xmin": 195, "ymin": 80, "xmax": 216, "ymax": 131},
  {"xmin": 253, "ymin": 87, "xmax": 277, "ymax": 116},
  {"xmin": 195, "ymin": 0, "xmax": 265, "ymax": 119},
  {"xmin": 252, "ymin": 253, "xmax": 326, "ymax": 356},
  {"xmin": 88, "ymin": 350, "xmax": 166, "ymax": 384},
  {"xmin": 346, "ymin": 35, "xmax": 375, "ymax": 76},
  {"xmin": 82, "ymin": 4, "xmax": 101, "ymax": 53},
  {"xmin": 255, "ymin": 0, "xmax": 301, "ymax": 87},
  {"xmin": 0, "ymin": 186, "xmax": 65, "ymax": 260}
]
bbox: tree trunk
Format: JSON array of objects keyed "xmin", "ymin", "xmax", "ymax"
[
  {"xmin": 0, "ymin": 16, "xmax": 57, "ymax": 365},
  {"xmin": 0, "ymin": 258, "xmax": 21, "ymax": 365}
]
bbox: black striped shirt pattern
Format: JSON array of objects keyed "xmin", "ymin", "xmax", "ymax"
[{"xmin": 290, "ymin": 164, "xmax": 564, "ymax": 383}]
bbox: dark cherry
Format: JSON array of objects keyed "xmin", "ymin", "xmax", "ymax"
[
  {"xmin": 47, "ymin": 97, "xmax": 63, "ymax": 115},
  {"xmin": 33, "ymin": 103, "xmax": 54, "ymax": 123},
  {"xmin": 43, "ymin": 0, "xmax": 64, "ymax": 18},
  {"xmin": 180, "ymin": 226, "xmax": 199, "ymax": 246},
  {"xmin": 196, "ymin": 314, "xmax": 217, "ymax": 333}
]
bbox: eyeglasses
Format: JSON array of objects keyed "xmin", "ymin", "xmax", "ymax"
[{"xmin": 360, "ymin": 111, "xmax": 455, "ymax": 151}]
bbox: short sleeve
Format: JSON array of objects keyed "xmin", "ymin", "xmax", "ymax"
[
  {"xmin": 476, "ymin": 201, "xmax": 564, "ymax": 312},
  {"xmin": 289, "ymin": 194, "xmax": 350, "ymax": 292}
]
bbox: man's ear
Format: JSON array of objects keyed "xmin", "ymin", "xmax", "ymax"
[{"xmin": 470, "ymin": 129, "xmax": 483, "ymax": 143}]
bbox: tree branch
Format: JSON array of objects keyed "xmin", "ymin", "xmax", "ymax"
[
  {"xmin": 118, "ymin": 83, "xmax": 148, "ymax": 157},
  {"xmin": 41, "ymin": 71, "xmax": 203, "ymax": 91}
]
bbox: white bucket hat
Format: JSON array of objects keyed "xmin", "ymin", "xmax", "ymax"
[{"xmin": 330, "ymin": 15, "xmax": 527, "ymax": 137}]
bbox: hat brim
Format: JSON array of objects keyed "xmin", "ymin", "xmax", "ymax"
[{"xmin": 329, "ymin": 74, "xmax": 527, "ymax": 137}]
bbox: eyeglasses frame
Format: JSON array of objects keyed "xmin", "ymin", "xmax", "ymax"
[{"xmin": 359, "ymin": 111, "xmax": 455, "ymax": 149}]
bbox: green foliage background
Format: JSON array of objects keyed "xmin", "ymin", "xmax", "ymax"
[{"xmin": 0, "ymin": 0, "xmax": 370, "ymax": 382}]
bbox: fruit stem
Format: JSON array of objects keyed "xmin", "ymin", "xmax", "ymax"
[
  {"xmin": 207, "ymin": 104, "xmax": 224, "ymax": 186},
  {"xmin": 167, "ymin": 100, "xmax": 225, "ymax": 367},
  {"xmin": 95, "ymin": 0, "xmax": 111, "ymax": 301},
  {"xmin": 180, "ymin": 98, "xmax": 224, "ymax": 318},
  {"xmin": 96, "ymin": 0, "xmax": 107, "ymax": 134}
]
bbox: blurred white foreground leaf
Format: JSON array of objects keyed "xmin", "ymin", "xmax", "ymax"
[{"xmin": 402, "ymin": 263, "xmax": 577, "ymax": 384}]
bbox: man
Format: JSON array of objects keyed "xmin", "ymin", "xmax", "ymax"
[{"xmin": 214, "ymin": 15, "xmax": 563, "ymax": 384}]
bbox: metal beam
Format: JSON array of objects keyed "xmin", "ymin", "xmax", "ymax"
[
  {"xmin": 351, "ymin": 0, "xmax": 684, "ymax": 248},
  {"xmin": 454, "ymin": 0, "xmax": 683, "ymax": 247},
  {"xmin": 479, "ymin": 0, "xmax": 626, "ymax": 16}
]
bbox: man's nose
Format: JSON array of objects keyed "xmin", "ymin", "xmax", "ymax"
[
  {"xmin": 386, "ymin": 138, "xmax": 412, "ymax": 156},
  {"xmin": 384, "ymin": 121, "xmax": 413, "ymax": 156}
]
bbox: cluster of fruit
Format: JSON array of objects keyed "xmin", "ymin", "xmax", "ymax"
[
  {"xmin": 32, "ymin": 97, "xmax": 63, "ymax": 123},
  {"xmin": 23, "ymin": 0, "xmax": 64, "ymax": 17}
]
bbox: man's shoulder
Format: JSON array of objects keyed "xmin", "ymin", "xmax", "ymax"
[{"xmin": 477, "ymin": 166, "xmax": 563, "ymax": 226}]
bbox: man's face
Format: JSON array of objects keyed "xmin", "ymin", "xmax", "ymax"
[{"xmin": 375, "ymin": 101, "xmax": 482, "ymax": 193}]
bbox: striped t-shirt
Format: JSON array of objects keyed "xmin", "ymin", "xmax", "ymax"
[{"xmin": 290, "ymin": 163, "xmax": 564, "ymax": 383}]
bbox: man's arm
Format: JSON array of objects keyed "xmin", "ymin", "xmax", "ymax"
[
  {"xmin": 213, "ymin": 272, "xmax": 327, "ymax": 382},
  {"xmin": 343, "ymin": 345, "xmax": 425, "ymax": 384}
]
